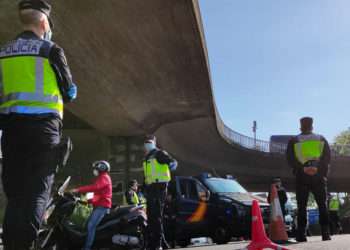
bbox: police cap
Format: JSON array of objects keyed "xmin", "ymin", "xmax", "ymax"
[
  {"xmin": 19, "ymin": 0, "xmax": 54, "ymax": 28},
  {"xmin": 144, "ymin": 135, "xmax": 156, "ymax": 144}
]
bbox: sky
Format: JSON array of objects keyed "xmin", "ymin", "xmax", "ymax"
[{"xmin": 199, "ymin": 0, "xmax": 350, "ymax": 142}]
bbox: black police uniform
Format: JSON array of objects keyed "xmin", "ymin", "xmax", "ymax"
[
  {"xmin": 268, "ymin": 185, "xmax": 288, "ymax": 217},
  {"xmin": 286, "ymin": 133, "xmax": 331, "ymax": 241},
  {"xmin": 163, "ymin": 189, "xmax": 177, "ymax": 248},
  {"xmin": 144, "ymin": 149, "xmax": 176, "ymax": 250},
  {"xmin": 0, "ymin": 2, "xmax": 75, "ymax": 248}
]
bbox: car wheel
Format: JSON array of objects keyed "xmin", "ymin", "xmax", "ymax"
[{"xmin": 212, "ymin": 227, "xmax": 231, "ymax": 244}]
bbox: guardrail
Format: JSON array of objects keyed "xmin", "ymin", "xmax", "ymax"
[{"xmin": 223, "ymin": 124, "xmax": 350, "ymax": 157}]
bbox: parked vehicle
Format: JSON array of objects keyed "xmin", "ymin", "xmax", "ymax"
[
  {"xmin": 38, "ymin": 177, "xmax": 147, "ymax": 250},
  {"xmin": 164, "ymin": 173, "xmax": 270, "ymax": 247}
]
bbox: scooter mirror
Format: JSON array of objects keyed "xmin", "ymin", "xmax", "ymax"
[{"xmin": 58, "ymin": 176, "xmax": 71, "ymax": 195}]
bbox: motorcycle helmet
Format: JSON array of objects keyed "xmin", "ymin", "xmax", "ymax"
[{"xmin": 92, "ymin": 160, "xmax": 111, "ymax": 173}]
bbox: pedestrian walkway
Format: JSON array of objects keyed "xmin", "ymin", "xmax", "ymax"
[{"xmin": 184, "ymin": 235, "xmax": 350, "ymax": 250}]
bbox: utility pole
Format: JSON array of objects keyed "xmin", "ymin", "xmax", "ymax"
[{"xmin": 253, "ymin": 120, "xmax": 257, "ymax": 148}]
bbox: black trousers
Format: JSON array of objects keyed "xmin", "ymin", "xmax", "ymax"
[
  {"xmin": 145, "ymin": 183, "xmax": 167, "ymax": 249},
  {"xmin": 296, "ymin": 175, "xmax": 329, "ymax": 234},
  {"xmin": 329, "ymin": 211, "xmax": 341, "ymax": 234},
  {"xmin": 1, "ymin": 115, "xmax": 61, "ymax": 249}
]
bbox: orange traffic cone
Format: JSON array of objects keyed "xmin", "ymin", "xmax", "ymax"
[
  {"xmin": 269, "ymin": 184, "xmax": 289, "ymax": 243},
  {"xmin": 246, "ymin": 200, "xmax": 291, "ymax": 250}
]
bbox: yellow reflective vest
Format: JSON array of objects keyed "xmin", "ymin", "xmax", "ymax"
[
  {"xmin": 0, "ymin": 37, "xmax": 63, "ymax": 118},
  {"xmin": 130, "ymin": 191, "xmax": 139, "ymax": 205},
  {"xmin": 143, "ymin": 153, "xmax": 171, "ymax": 185},
  {"xmin": 293, "ymin": 134, "xmax": 325, "ymax": 165},
  {"xmin": 329, "ymin": 197, "xmax": 340, "ymax": 211},
  {"xmin": 123, "ymin": 190, "xmax": 139, "ymax": 205}
]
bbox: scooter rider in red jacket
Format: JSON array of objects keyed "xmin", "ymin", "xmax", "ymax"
[{"xmin": 71, "ymin": 160, "xmax": 112, "ymax": 250}]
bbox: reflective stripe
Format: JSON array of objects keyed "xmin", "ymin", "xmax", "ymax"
[
  {"xmin": 150, "ymin": 160, "xmax": 157, "ymax": 180},
  {"xmin": 0, "ymin": 105, "xmax": 62, "ymax": 117},
  {"xmin": 35, "ymin": 57, "xmax": 44, "ymax": 93},
  {"xmin": 0, "ymin": 92, "xmax": 62, "ymax": 104},
  {"xmin": 294, "ymin": 143, "xmax": 305, "ymax": 164},
  {"xmin": 296, "ymin": 133, "xmax": 322, "ymax": 142},
  {"xmin": 0, "ymin": 61, "xmax": 3, "ymax": 92}
]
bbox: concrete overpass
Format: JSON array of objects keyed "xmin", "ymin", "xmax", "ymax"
[{"xmin": 0, "ymin": 0, "xmax": 349, "ymax": 193}]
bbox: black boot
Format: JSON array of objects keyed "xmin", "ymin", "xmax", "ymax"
[
  {"xmin": 296, "ymin": 228, "xmax": 307, "ymax": 242},
  {"xmin": 321, "ymin": 226, "xmax": 331, "ymax": 241}
]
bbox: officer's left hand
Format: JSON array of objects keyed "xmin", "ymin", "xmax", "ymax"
[{"xmin": 68, "ymin": 188, "xmax": 78, "ymax": 193}]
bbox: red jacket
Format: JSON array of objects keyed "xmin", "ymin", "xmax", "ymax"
[{"xmin": 77, "ymin": 172, "xmax": 112, "ymax": 208}]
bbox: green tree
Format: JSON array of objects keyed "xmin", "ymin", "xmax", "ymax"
[{"xmin": 334, "ymin": 128, "xmax": 350, "ymax": 156}]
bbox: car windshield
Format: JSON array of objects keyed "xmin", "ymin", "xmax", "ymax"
[{"xmin": 205, "ymin": 178, "xmax": 248, "ymax": 193}]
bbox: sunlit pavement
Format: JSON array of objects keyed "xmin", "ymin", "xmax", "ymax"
[
  {"xmin": 0, "ymin": 235, "xmax": 349, "ymax": 249},
  {"xmin": 183, "ymin": 234, "xmax": 350, "ymax": 250}
]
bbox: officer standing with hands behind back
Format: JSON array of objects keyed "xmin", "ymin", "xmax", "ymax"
[
  {"xmin": 143, "ymin": 135, "xmax": 178, "ymax": 250},
  {"xmin": 286, "ymin": 117, "xmax": 331, "ymax": 242},
  {"xmin": 0, "ymin": 0, "xmax": 77, "ymax": 248}
]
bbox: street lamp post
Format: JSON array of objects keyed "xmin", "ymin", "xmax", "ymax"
[{"xmin": 253, "ymin": 120, "xmax": 257, "ymax": 148}]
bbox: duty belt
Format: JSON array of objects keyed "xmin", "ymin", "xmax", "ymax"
[{"xmin": 303, "ymin": 160, "xmax": 319, "ymax": 168}]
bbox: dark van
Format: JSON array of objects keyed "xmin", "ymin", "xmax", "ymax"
[{"xmin": 164, "ymin": 173, "xmax": 270, "ymax": 247}]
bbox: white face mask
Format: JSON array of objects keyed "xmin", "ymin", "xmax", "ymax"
[
  {"xmin": 144, "ymin": 142, "xmax": 156, "ymax": 152},
  {"xmin": 43, "ymin": 29, "xmax": 52, "ymax": 41},
  {"xmin": 93, "ymin": 169, "xmax": 99, "ymax": 176}
]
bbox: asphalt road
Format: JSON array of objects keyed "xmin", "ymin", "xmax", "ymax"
[
  {"xmin": 183, "ymin": 234, "xmax": 350, "ymax": 250},
  {"xmin": 0, "ymin": 235, "xmax": 349, "ymax": 249}
]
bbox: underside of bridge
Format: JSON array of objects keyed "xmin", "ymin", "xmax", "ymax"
[{"xmin": 0, "ymin": 0, "xmax": 349, "ymax": 192}]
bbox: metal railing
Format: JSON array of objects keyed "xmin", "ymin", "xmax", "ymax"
[{"xmin": 223, "ymin": 124, "xmax": 350, "ymax": 157}]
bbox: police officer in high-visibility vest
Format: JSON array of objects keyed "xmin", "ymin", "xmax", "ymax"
[
  {"xmin": 125, "ymin": 179, "xmax": 140, "ymax": 205},
  {"xmin": 329, "ymin": 194, "xmax": 342, "ymax": 235},
  {"xmin": 286, "ymin": 117, "xmax": 331, "ymax": 242},
  {"xmin": 143, "ymin": 135, "xmax": 177, "ymax": 250},
  {"xmin": 0, "ymin": 1, "xmax": 77, "ymax": 248}
]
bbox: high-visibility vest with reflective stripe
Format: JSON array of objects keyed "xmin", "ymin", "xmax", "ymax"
[
  {"xmin": 131, "ymin": 191, "xmax": 139, "ymax": 205},
  {"xmin": 329, "ymin": 197, "xmax": 340, "ymax": 211},
  {"xmin": 293, "ymin": 134, "xmax": 325, "ymax": 165},
  {"xmin": 0, "ymin": 38, "xmax": 63, "ymax": 118},
  {"xmin": 143, "ymin": 155, "xmax": 171, "ymax": 185},
  {"xmin": 123, "ymin": 190, "xmax": 140, "ymax": 205}
]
